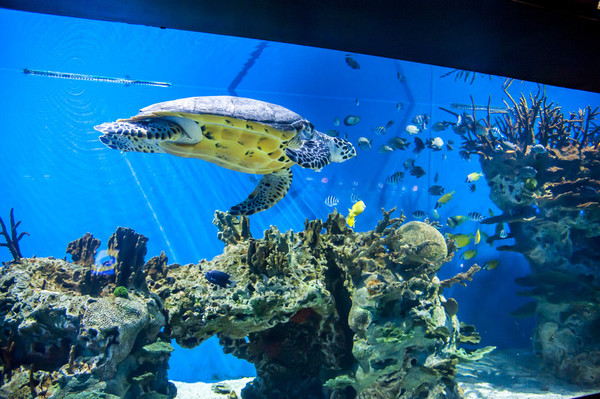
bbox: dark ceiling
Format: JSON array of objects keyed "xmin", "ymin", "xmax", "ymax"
[{"xmin": 2, "ymin": 0, "xmax": 599, "ymax": 93}]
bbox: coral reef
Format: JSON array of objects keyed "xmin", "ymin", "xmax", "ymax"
[
  {"xmin": 0, "ymin": 229, "xmax": 175, "ymax": 399},
  {"xmin": 452, "ymin": 81, "xmax": 600, "ymax": 387},
  {"xmin": 0, "ymin": 210, "xmax": 490, "ymax": 398},
  {"xmin": 157, "ymin": 210, "xmax": 491, "ymax": 398},
  {"xmin": 0, "ymin": 208, "xmax": 29, "ymax": 263}
]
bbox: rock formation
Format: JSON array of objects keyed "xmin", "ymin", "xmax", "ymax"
[{"xmin": 0, "ymin": 210, "xmax": 490, "ymax": 398}]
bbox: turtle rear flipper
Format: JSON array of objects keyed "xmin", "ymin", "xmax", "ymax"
[
  {"xmin": 285, "ymin": 140, "xmax": 331, "ymax": 171},
  {"xmin": 95, "ymin": 119, "xmax": 185, "ymax": 153},
  {"xmin": 229, "ymin": 169, "xmax": 293, "ymax": 215}
]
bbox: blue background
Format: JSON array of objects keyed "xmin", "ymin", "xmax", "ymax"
[{"xmin": 1, "ymin": 8, "xmax": 599, "ymax": 382}]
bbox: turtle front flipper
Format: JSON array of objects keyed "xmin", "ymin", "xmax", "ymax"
[
  {"xmin": 285, "ymin": 140, "xmax": 331, "ymax": 170},
  {"xmin": 229, "ymin": 169, "xmax": 293, "ymax": 215}
]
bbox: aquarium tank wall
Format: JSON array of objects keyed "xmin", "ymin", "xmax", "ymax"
[{"xmin": 1, "ymin": 6, "xmax": 599, "ymax": 399}]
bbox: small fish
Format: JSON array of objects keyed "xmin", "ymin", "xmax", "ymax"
[
  {"xmin": 324, "ymin": 195, "xmax": 339, "ymax": 207},
  {"xmin": 428, "ymin": 185, "xmax": 445, "ymax": 195},
  {"xmin": 413, "ymin": 137, "xmax": 425, "ymax": 154},
  {"xmin": 431, "ymin": 209, "xmax": 440, "ymax": 219},
  {"xmin": 205, "ymin": 270, "xmax": 233, "ymax": 288},
  {"xmin": 92, "ymin": 248, "xmax": 119, "ymax": 276},
  {"xmin": 500, "ymin": 140, "xmax": 518, "ymax": 152},
  {"xmin": 405, "ymin": 124, "xmax": 420, "ymax": 135},
  {"xmin": 435, "ymin": 190, "xmax": 455, "ymax": 209},
  {"xmin": 347, "ymin": 200, "xmax": 366, "ymax": 228},
  {"xmin": 385, "ymin": 120, "xmax": 395, "ymax": 129},
  {"xmin": 432, "ymin": 121, "xmax": 448, "ymax": 132},
  {"xmin": 345, "ymin": 55, "xmax": 360, "ymax": 69},
  {"xmin": 350, "ymin": 193, "xmax": 361, "ymax": 203},
  {"xmin": 357, "ymin": 137, "xmax": 372, "ymax": 150},
  {"xmin": 468, "ymin": 183, "xmax": 477, "ymax": 193},
  {"xmin": 412, "ymin": 210, "xmax": 426, "ymax": 219},
  {"xmin": 325, "ymin": 129, "xmax": 340, "ymax": 137},
  {"xmin": 377, "ymin": 144, "xmax": 394, "ymax": 154},
  {"xmin": 466, "ymin": 172, "xmax": 484, "ymax": 183},
  {"xmin": 448, "ymin": 233, "xmax": 472, "ymax": 248},
  {"xmin": 387, "ymin": 137, "xmax": 410, "ymax": 150},
  {"xmin": 483, "ymin": 260, "xmax": 500, "ymax": 270},
  {"xmin": 468, "ymin": 212, "xmax": 485, "ymax": 222},
  {"xmin": 480, "ymin": 231, "xmax": 491, "ymax": 245},
  {"xmin": 461, "ymin": 249, "xmax": 477, "ymax": 260},
  {"xmin": 494, "ymin": 223, "xmax": 504, "ymax": 235},
  {"xmin": 459, "ymin": 150, "xmax": 471, "ymax": 160},
  {"xmin": 355, "ymin": 98, "xmax": 360, "ymax": 106},
  {"xmin": 386, "ymin": 171, "xmax": 405, "ymax": 184},
  {"xmin": 446, "ymin": 139, "xmax": 454, "ymax": 151},
  {"xmin": 474, "ymin": 229, "xmax": 481, "ymax": 244},
  {"xmin": 447, "ymin": 215, "xmax": 468, "ymax": 227},
  {"xmin": 531, "ymin": 144, "xmax": 546, "ymax": 154},
  {"xmin": 426, "ymin": 137, "xmax": 444, "ymax": 151},
  {"xmin": 434, "ymin": 172, "xmax": 439, "ymax": 182},
  {"xmin": 403, "ymin": 158, "xmax": 415, "ymax": 170},
  {"xmin": 410, "ymin": 166, "xmax": 426, "ymax": 178},
  {"xmin": 499, "ymin": 229, "xmax": 508, "ymax": 239},
  {"xmin": 490, "ymin": 127, "xmax": 505, "ymax": 140},
  {"xmin": 372, "ymin": 126, "xmax": 386, "ymax": 135},
  {"xmin": 396, "ymin": 103, "xmax": 404, "ymax": 111},
  {"xmin": 397, "ymin": 72, "xmax": 405, "ymax": 81},
  {"xmin": 333, "ymin": 117, "xmax": 341, "ymax": 126},
  {"xmin": 344, "ymin": 115, "xmax": 361, "ymax": 126},
  {"xmin": 519, "ymin": 166, "xmax": 537, "ymax": 179},
  {"xmin": 412, "ymin": 114, "xmax": 429, "ymax": 130}
]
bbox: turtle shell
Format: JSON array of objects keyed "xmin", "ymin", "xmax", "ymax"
[
  {"xmin": 123, "ymin": 96, "xmax": 312, "ymax": 174},
  {"xmin": 131, "ymin": 96, "xmax": 309, "ymax": 132}
]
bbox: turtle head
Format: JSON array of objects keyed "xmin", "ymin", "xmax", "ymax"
[{"xmin": 328, "ymin": 137, "xmax": 357, "ymax": 163}]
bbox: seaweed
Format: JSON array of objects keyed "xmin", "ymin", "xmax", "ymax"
[{"xmin": 0, "ymin": 208, "xmax": 28, "ymax": 262}]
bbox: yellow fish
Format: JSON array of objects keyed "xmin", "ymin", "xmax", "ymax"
[
  {"xmin": 475, "ymin": 229, "xmax": 481, "ymax": 245},
  {"xmin": 435, "ymin": 190, "xmax": 455, "ymax": 209},
  {"xmin": 466, "ymin": 172, "xmax": 484, "ymax": 183},
  {"xmin": 461, "ymin": 249, "xmax": 477, "ymax": 260},
  {"xmin": 447, "ymin": 233, "xmax": 472, "ymax": 248},
  {"xmin": 347, "ymin": 200, "xmax": 366, "ymax": 228},
  {"xmin": 483, "ymin": 260, "xmax": 500, "ymax": 270},
  {"xmin": 447, "ymin": 215, "xmax": 468, "ymax": 227}
]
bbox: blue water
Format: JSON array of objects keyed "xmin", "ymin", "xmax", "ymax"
[{"xmin": 1, "ymin": 8, "xmax": 600, "ymax": 383}]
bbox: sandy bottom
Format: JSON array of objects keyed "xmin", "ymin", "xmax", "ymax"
[
  {"xmin": 172, "ymin": 349, "xmax": 600, "ymax": 398},
  {"xmin": 457, "ymin": 348, "xmax": 599, "ymax": 398},
  {"xmin": 172, "ymin": 377, "xmax": 254, "ymax": 399}
]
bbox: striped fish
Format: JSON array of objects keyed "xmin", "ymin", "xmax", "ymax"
[
  {"xmin": 324, "ymin": 195, "xmax": 339, "ymax": 207},
  {"xmin": 468, "ymin": 212, "xmax": 485, "ymax": 222},
  {"xmin": 386, "ymin": 171, "xmax": 405, "ymax": 184}
]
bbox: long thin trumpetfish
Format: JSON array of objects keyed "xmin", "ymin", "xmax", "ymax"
[
  {"xmin": 450, "ymin": 102, "xmax": 508, "ymax": 114},
  {"xmin": 23, "ymin": 68, "xmax": 171, "ymax": 88}
]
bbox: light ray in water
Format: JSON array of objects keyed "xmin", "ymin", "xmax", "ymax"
[
  {"xmin": 23, "ymin": 68, "xmax": 171, "ymax": 88},
  {"xmin": 450, "ymin": 102, "xmax": 508, "ymax": 114}
]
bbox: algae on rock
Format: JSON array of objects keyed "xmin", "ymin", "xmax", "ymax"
[{"xmin": 0, "ymin": 210, "xmax": 486, "ymax": 399}]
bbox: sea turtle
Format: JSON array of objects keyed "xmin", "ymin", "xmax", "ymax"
[{"xmin": 95, "ymin": 96, "xmax": 356, "ymax": 215}]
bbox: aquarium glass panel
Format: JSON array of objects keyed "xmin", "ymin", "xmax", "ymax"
[{"xmin": 1, "ymin": 8, "xmax": 599, "ymax": 399}]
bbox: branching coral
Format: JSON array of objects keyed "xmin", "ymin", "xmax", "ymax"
[
  {"xmin": 452, "ymin": 82, "xmax": 600, "ymax": 387},
  {"xmin": 0, "ymin": 208, "xmax": 28, "ymax": 262}
]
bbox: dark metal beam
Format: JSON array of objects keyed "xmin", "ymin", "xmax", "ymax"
[{"xmin": 2, "ymin": 0, "xmax": 599, "ymax": 93}]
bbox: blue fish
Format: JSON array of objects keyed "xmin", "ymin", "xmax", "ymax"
[
  {"xmin": 92, "ymin": 248, "xmax": 118, "ymax": 276},
  {"xmin": 205, "ymin": 270, "xmax": 233, "ymax": 288}
]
